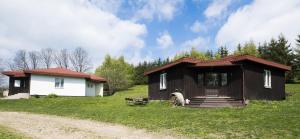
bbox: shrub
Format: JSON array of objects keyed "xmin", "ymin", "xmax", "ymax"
[
  {"xmin": 46, "ymin": 93, "xmax": 58, "ymax": 98},
  {"xmin": 31, "ymin": 95, "xmax": 40, "ymax": 98}
]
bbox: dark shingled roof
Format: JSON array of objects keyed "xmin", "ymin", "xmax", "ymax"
[{"xmin": 144, "ymin": 55, "xmax": 291, "ymax": 75}]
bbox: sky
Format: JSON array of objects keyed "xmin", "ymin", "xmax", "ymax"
[{"xmin": 0, "ymin": 0, "xmax": 300, "ymax": 68}]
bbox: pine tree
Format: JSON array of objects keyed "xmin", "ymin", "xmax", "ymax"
[{"xmin": 295, "ymin": 35, "xmax": 300, "ymax": 80}]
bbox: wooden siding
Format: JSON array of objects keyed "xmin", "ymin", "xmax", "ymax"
[
  {"xmin": 148, "ymin": 64, "xmax": 243, "ymax": 100},
  {"xmin": 148, "ymin": 64, "xmax": 184, "ymax": 100},
  {"xmin": 8, "ymin": 76, "xmax": 30, "ymax": 95},
  {"xmin": 184, "ymin": 66, "xmax": 243, "ymax": 99},
  {"xmin": 243, "ymin": 61, "xmax": 286, "ymax": 100}
]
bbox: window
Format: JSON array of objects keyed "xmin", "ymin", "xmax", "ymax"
[
  {"xmin": 55, "ymin": 78, "xmax": 64, "ymax": 88},
  {"xmin": 264, "ymin": 70, "xmax": 271, "ymax": 88},
  {"xmin": 160, "ymin": 73, "xmax": 167, "ymax": 90},
  {"xmin": 221, "ymin": 73, "xmax": 228, "ymax": 86},
  {"xmin": 206, "ymin": 73, "xmax": 219, "ymax": 87},
  {"xmin": 14, "ymin": 80, "xmax": 21, "ymax": 87},
  {"xmin": 198, "ymin": 73, "xmax": 204, "ymax": 86}
]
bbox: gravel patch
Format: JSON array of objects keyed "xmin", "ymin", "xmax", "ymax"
[{"xmin": 0, "ymin": 112, "xmax": 185, "ymax": 139}]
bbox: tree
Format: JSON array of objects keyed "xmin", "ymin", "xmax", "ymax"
[
  {"xmin": 28, "ymin": 51, "xmax": 40, "ymax": 69},
  {"xmin": 234, "ymin": 43, "xmax": 242, "ymax": 55},
  {"xmin": 70, "ymin": 47, "xmax": 91, "ymax": 72},
  {"xmin": 54, "ymin": 49, "xmax": 69, "ymax": 69},
  {"xmin": 0, "ymin": 58, "xmax": 5, "ymax": 87},
  {"xmin": 205, "ymin": 50, "xmax": 214, "ymax": 60},
  {"xmin": 241, "ymin": 40, "xmax": 259, "ymax": 56},
  {"xmin": 40, "ymin": 48, "xmax": 53, "ymax": 68},
  {"xmin": 217, "ymin": 46, "xmax": 228, "ymax": 58},
  {"xmin": 133, "ymin": 61, "xmax": 148, "ymax": 85},
  {"xmin": 95, "ymin": 55, "xmax": 134, "ymax": 93},
  {"xmin": 234, "ymin": 41, "xmax": 258, "ymax": 56},
  {"xmin": 13, "ymin": 50, "xmax": 29, "ymax": 70},
  {"xmin": 294, "ymin": 35, "xmax": 300, "ymax": 80},
  {"xmin": 173, "ymin": 47, "xmax": 208, "ymax": 60}
]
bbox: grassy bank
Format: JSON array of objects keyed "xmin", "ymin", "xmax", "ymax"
[{"xmin": 0, "ymin": 84, "xmax": 299, "ymax": 138}]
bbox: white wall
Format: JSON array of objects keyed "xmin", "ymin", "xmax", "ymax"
[
  {"xmin": 85, "ymin": 81, "xmax": 96, "ymax": 96},
  {"xmin": 85, "ymin": 81, "xmax": 104, "ymax": 97},
  {"xmin": 30, "ymin": 74, "xmax": 86, "ymax": 96}
]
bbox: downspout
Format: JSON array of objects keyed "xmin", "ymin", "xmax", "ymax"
[{"xmin": 241, "ymin": 64, "xmax": 246, "ymax": 104}]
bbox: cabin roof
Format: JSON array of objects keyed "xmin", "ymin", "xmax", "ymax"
[
  {"xmin": 144, "ymin": 55, "xmax": 291, "ymax": 75},
  {"xmin": 1, "ymin": 68, "xmax": 106, "ymax": 82}
]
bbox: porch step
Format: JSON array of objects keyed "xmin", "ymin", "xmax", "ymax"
[{"xmin": 186, "ymin": 97, "xmax": 244, "ymax": 108}]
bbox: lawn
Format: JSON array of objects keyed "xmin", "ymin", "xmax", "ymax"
[
  {"xmin": 0, "ymin": 125, "xmax": 28, "ymax": 139},
  {"xmin": 0, "ymin": 84, "xmax": 299, "ymax": 138}
]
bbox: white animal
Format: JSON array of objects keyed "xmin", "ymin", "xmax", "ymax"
[{"xmin": 170, "ymin": 92, "xmax": 185, "ymax": 106}]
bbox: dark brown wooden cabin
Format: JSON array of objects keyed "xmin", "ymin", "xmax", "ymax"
[{"xmin": 144, "ymin": 55, "xmax": 291, "ymax": 107}]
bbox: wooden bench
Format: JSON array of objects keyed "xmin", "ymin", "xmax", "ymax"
[{"xmin": 125, "ymin": 97, "xmax": 149, "ymax": 105}]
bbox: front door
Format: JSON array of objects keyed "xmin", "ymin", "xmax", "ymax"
[{"xmin": 205, "ymin": 73, "xmax": 219, "ymax": 96}]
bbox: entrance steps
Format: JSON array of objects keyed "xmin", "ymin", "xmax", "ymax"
[
  {"xmin": 186, "ymin": 97, "xmax": 244, "ymax": 108},
  {"xmin": 1, "ymin": 93, "xmax": 29, "ymax": 100}
]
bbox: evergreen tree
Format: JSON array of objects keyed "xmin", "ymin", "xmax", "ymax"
[
  {"xmin": 218, "ymin": 46, "xmax": 228, "ymax": 58},
  {"xmin": 234, "ymin": 43, "xmax": 243, "ymax": 55},
  {"xmin": 205, "ymin": 50, "xmax": 214, "ymax": 60},
  {"xmin": 295, "ymin": 35, "xmax": 300, "ymax": 80}
]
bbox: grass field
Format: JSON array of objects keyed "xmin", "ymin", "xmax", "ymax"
[
  {"xmin": 0, "ymin": 84, "xmax": 299, "ymax": 138},
  {"xmin": 0, "ymin": 125, "xmax": 28, "ymax": 139}
]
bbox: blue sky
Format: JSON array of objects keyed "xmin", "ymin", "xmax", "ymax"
[{"xmin": 0, "ymin": 0, "xmax": 300, "ymax": 68}]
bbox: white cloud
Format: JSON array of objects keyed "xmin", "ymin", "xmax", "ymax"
[
  {"xmin": 216, "ymin": 0, "xmax": 300, "ymax": 51},
  {"xmin": 131, "ymin": 0, "xmax": 184, "ymax": 21},
  {"xmin": 204, "ymin": 0, "xmax": 232, "ymax": 18},
  {"xmin": 156, "ymin": 31, "xmax": 174, "ymax": 49},
  {"xmin": 181, "ymin": 36, "xmax": 210, "ymax": 51},
  {"xmin": 190, "ymin": 20, "xmax": 206, "ymax": 33},
  {"xmin": 0, "ymin": 0, "xmax": 147, "ymax": 68},
  {"xmin": 88, "ymin": 0, "xmax": 123, "ymax": 14}
]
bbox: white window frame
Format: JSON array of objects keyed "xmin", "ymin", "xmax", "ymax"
[
  {"xmin": 264, "ymin": 70, "xmax": 271, "ymax": 88},
  {"xmin": 160, "ymin": 73, "xmax": 167, "ymax": 90},
  {"xmin": 14, "ymin": 80, "xmax": 21, "ymax": 87},
  {"xmin": 55, "ymin": 77, "xmax": 64, "ymax": 89}
]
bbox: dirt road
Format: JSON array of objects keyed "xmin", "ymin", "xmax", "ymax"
[{"xmin": 0, "ymin": 112, "xmax": 182, "ymax": 139}]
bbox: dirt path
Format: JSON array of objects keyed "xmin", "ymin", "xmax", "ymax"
[{"xmin": 0, "ymin": 112, "xmax": 183, "ymax": 139}]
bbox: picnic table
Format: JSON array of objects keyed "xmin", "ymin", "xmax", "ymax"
[{"xmin": 125, "ymin": 97, "xmax": 149, "ymax": 105}]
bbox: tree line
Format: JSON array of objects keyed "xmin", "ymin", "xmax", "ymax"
[
  {"xmin": 4, "ymin": 47, "xmax": 91, "ymax": 72},
  {"xmin": 95, "ymin": 34, "xmax": 300, "ymax": 93}
]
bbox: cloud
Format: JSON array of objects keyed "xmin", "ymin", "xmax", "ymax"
[
  {"xmin": 181, "ymin": 36, "xmax": 210, "ymax": 51},
  {"xmin": 88, "ymin": 0, "xmax": 123, "ymax": 14},
  {"xmin": 216, "ymin": 0, "xmax": 300, "ymax": 51},
  {"xmin": 156, "ymin": 31, "xmax": 174, "ymax": 49},
  {"xmin": 131, "ymin": 0, "xmax": 184, "ymax": 21},
  {"xmin": 204, "ymin": 0, "xmax": 232, "ymax": 18},
  {"xmin": 0, "ymin": 0, "xmax": 147, "ymax": 68},
  {"xmin": 190, "ymin": 20, "xmax": 206, "ymax": 33}
]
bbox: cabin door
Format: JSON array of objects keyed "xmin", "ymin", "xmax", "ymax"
[{"xmin": 205, "ymin": 73, "xmax": 220, "ymax": 97}]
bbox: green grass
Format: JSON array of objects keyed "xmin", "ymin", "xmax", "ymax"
[
  {"xmin": 0, "ymin": 125, "xmax": 28, "ymax": 139},
  {"xmin": 0, "ymin": 84, "xmax": 299, "ymax": 138}
]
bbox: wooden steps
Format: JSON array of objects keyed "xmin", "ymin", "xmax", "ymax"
[{"xmin": 186, "ymin": 97, "xmax": 244, "ymax": 108}]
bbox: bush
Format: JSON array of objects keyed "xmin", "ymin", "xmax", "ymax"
[
  {"xmin": 46, "ymin": 93, "xmax": 58, "ymax": 98},
  {"xmin": 31, "ymin": 95, "xmax": 40, "ymax": 98}
]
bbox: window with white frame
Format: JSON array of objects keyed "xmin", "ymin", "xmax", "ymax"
[
  {"xmin": 264, "ymin": 70, "xmax": 271, "ymax": 88},
  {"xmin": 160, "ymin": 73, "xmax": 167, "ymax": 90},
  {"xmin": 14, "ymin": 80, "xmax": 21, "ymax": 87},
  {"xmin": 55, "ymin": 78, "xmax": 64, "ymax": 88}
]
